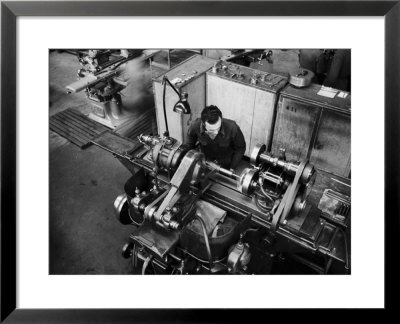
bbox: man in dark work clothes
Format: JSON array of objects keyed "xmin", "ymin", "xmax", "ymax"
[
  {"xmin": 323, "ymin": 49, "xmax": 351, "ymax": 92},
  {"xmin": 185, "ymin": 105, "xmax": 246, "ymax": 172}
]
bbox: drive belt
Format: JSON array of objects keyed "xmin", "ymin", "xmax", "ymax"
[
  {"xmin": 144, "ymin": 190, "xmax": 169, "ymax": 221},
  {"xmin": 270, "ymin": 161, "xmax": 307, "ymax": 236}
]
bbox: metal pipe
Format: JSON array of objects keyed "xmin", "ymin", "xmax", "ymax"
[
  {"xmin": 142, "ymin": 255, "xmax": 153, "ymax": 275},
  {"xmin": 162, "ymin": 80, "xmax": 170, "ymax": 136},
  {"xmin": 194, "ymin": 214, "xmax": 213, "ymax": 273}
]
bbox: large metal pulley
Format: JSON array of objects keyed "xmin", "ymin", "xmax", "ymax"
[
  {"xmin": 292, "ymin": 195, "xmax": 307, "ymax": 215},
  {"xmin": 300, "ymin": 163, "xmax": 315, "ymax": 184},
  {"xmin": 250, "ymin": 143, "xmax": 266, "ymax": 166},
  {"xmin": 113, "ymin": 193, "xmax": 132, "ymax": 225},
  {"xmin": 238, "ymin": 168, "xmax": 259, "ymax": 195}
]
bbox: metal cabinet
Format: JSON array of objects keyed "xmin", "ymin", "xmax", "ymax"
[
  {"xmin": 309, "ymin": 109, "xmax": 351, "ymax": 176},
  {"xmin": 271, "ymin": 84, "xmax": 351, "ymax": 178},
  {"xmin": 153, "ymin": 55, "xmax": 216, "ymax": 143},
  {"xmin": 206, "ymin": 63, "xmax": 287, "ymax": 156}
]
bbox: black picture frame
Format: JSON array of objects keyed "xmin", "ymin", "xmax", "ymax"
[{"xmin": 1, "ymin": 1, "xmax": 398, "ymax": 322}]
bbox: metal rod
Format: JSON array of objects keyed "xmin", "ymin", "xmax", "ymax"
[
  {"xmin": 326, "ymin": 193, "xmax": 351, "ymax": 205},
  {"xmin": 331, "ymin": 177, "xmax": 351, "ymax": 187}
]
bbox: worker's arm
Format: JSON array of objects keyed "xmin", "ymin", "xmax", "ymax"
[{"xmin": 230, "ymin": 124, "xmax": 246, "ymax": 170}]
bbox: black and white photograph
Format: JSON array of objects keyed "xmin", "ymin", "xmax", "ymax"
[
  {"xmin": 49, "ymin": 48, "xmax": 351, "ymax": 275},
  {"xmin": 2, "ymin": 1, "xmax": 396, "ymax": 319}
]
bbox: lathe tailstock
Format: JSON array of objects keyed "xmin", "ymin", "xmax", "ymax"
[{"xmin": 93, "ymin": 132, "xmax": 350, "ymax": 274}]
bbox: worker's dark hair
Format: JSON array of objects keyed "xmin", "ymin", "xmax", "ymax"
[{"xmin": 201, "ymin": 105, "xmax": 222, "ymax": 124}]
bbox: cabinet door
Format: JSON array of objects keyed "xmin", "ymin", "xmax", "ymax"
[
  {"xmin": 250, "ymin": 89, "xmax": 277, "ymax": 153},
  {"xmin": 272, "ymin": 97, "xmax": 319, "ymax": 161},
  {"xmin": 207, "ymin": 74, "xmax": 255, "ymax": 156},
  {"xmin": 310, "ymin": 110, "xmax": 351, "ymax": 177}
]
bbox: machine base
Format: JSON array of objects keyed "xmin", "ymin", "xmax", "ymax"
[{"xmin": 88, "ymin": 108, "xmax": 136, "ymax": 129}]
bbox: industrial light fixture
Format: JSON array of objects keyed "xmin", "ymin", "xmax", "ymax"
[
  {"xmin": 173, "ymin": 92, "xmax": 191, "ymax": 115},
  {"xmin": 162, "ymin": 76, "xmax": 191, "ymax": 137}
]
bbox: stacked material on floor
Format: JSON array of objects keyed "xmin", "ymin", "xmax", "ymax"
[
  {"xmin": 50, "ymin": 108, "xmax": 109, "ymax": 149},
  {"xmin": 50, "ymin": 107, "xmax": 158, "ymax": 149},
  {"xmin": 114, "ymin": 108, "xmax": 157, "ymax": 140}
]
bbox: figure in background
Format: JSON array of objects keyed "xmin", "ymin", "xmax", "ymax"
[
  {"xmin": 322, "ymin": 49, "xmax": 351, "ymax": 91},
  {"xmin": 185, "ymin": 105, "xmax": 246, "ymax": 172},
  {"xmin": 299, "ymin": 49, "xmax": 323, "ymax": 84}
]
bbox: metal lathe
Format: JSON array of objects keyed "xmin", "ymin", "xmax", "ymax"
[{"xmin": 93, "ymin": 131, "xmax": 350, "ymax": 275}]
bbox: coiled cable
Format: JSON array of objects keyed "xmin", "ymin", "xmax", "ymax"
[
  {"xmin": 255, "ymin": 193, "xmax": 273, "ymax": 212},
  {"xmin": 258, "ymin": 177, "xmax": 275, "ymax": 204}
]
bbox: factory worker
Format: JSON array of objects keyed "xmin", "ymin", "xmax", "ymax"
[
  {"xmin": 185, "ymin": 105, "xmax": 246, "ymax": 172},
  {"xmin": 323, "ymin": 49, "xmax": 351, "ymax": 91}
]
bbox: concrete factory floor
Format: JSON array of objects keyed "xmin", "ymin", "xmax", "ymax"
[{"xmin": 49, "ymin": 50, "xmax": 195, "ymax": 274}]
